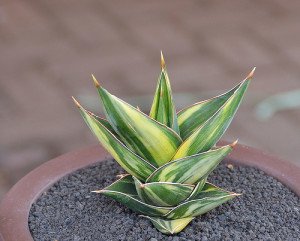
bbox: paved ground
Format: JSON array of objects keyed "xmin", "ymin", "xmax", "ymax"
[{"xmin": 0, "ymin": 0, "xmax": 300, "ymax": 198}]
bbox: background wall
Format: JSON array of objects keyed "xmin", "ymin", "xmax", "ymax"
[{"xmin": 1, "ymin": 0, "xmax": 300, "ymax": 198}]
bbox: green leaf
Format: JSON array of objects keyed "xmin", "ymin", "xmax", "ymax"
[
  {"xmin": 147, "ymin": 144, "xmax": 234, "ymax": 184},
  {"xmin": 186, "ymin": 178, "xmax": 207, "ymax": 201},
  {"xmin": 93, "ymin": 76, "xmax": 182, "ymax": 167},
  {"xmin": 133, "ymin": 176, "xmax": 194, "ymax": 207},
  {"xmin": 73, "ymin": 98, "xmax": 156, "ymax": 181},
  {"xmin": 173, "ymin": 69, "xmax": 254, "ymax": 160},
  {"xmin": 178, "ymin": 83, "xmax": 240, "ymax": 140},
  {"xmin": 93, "ymin": 175, "xmax": 172, "ymax": 216},
  {"xmin": 91, "ymin": 113, "xmax": 117, "ymax": 135},
  {"xmin": 149, "ymin": 52, "xmax": 180, "ymax": 135},
  {"xmin": 141, "ymin": 215, "xmax": 194, "ymax": 235},
  {"xmin": 165, "ymin": 183, "xmax": 239, "ymax": 219},
  {"xmin": 193, "ymin": 182, "xmax": 238, "ymax": 199}
]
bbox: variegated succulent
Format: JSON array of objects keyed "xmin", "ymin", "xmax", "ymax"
[{"xmin": 73, "ymin": 52, "xmax": 255, "ymax": 234}]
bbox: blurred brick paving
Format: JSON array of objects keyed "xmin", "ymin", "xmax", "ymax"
[{"xmin": 0, "ymin": 0, "xmax": 300, "ymax": 198}]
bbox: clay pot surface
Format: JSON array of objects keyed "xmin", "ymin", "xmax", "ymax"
[{"xmin": 0, "ymin": 142, "xmax": 299, "ymax": 241}]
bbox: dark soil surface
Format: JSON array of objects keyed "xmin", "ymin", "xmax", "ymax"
[{"xmin": 29, "ymin": 159, "xmax": 300, "ymax": 241}]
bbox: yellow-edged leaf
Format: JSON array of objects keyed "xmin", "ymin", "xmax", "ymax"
[
  {"xmin": 133, "ymin": 176, "xmax": 194, "ymax": 207},
  {"xmin": 178, "ymin": 83, "xmax": 240, "ymax": 140},
  {"xmin": 165, "ymin": 183, "xmax": 240, "ymax": 219},
  {"xmin": 173, "ymin": 69, "xmax": 254, "ymax": 160},
  {"xmin": 147, "ymin": 144, "xmax": 234, "ymax": 184},
  {"xmin": 73, "ymin": 98, "xmax": 156, "ymax": 181},
  {"xmin": 149, "ymin": 52, "xmax": 180, "ymax": 134},
  {"xmin": 93, "ymin": 175, "xmax": 172, "ymax": 216},
  {"xmin": 93, "ymin": 77, "xmax": 182, "ymax": 167}
]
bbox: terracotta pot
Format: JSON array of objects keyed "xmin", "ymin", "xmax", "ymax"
[{"xmin": 0, "ymin": 142, "xmax": 299, "ymax": 241}]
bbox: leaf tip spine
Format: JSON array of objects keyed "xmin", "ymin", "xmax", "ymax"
[
  {"xmin": 91, "ymin": 190, "xmax": 104, "ymax": 194},
  {"xmin": 232, "ymin": 192, "xmax": 242, "ymax": 197},
  {"xmin": 91, "ymin": 74, "xmax": 100, "ymax": 88},
  {"xmin": 72, "ymin": 96, "xmax": 82, "ymax": 108},
  {"xmin": 160, "ymin": 50, "xmax": 166, "ymax": 69},
  {"xmin": 230, "ymin": 139, "xmax": 239, "ymax": 148},
  {"xmin": 246, "ymin": 67, "xmax": 256, "ymax": 80}
]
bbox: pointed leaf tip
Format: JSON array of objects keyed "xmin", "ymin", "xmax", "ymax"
[
  {"xmin": 246, "ymin": 67, "xmax": 256, "ymax": 80},
  {"xmin": 92, "ymin": 74, "xmax": 100, "ymax": 88},
  {"xmin": 233, "ymin": 192, "xmax": 242, "ymax": 196},
  {"xmin": 160, "ymin": 51, "xmax": 166, "ymax": 69},
  {"xmin": 91, "ymin": 190, "xmax": 103, "ymax": 193},
  {"xmin": 116, "ymin": 174, "xmax": 130, "ymax": 178},
  {"xmin": 72, "ymin": 96, "xmax": 81, "ymax": 108},
  {"xmin": 229, "ymin": 139, "xmax": 239, "ymax": 147}
]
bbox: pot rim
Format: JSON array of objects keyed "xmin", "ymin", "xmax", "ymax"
[{"xmin": 0, "ymin": 142, "xmax": 299, "ymax": 241}]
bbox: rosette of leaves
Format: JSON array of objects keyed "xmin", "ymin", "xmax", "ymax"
[{"xmin": 73, "ymin": 52, "xmax": 255, "ymax": 235}]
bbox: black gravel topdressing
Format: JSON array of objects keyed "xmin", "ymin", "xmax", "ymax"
[{"xmin": 29, "ymin": 158, "xmax": 300, "ymax": 241}]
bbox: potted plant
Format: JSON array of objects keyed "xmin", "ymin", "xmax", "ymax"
[{"xmin": 0, "ymin": 53, "xmax": 299, "ymax": 241}]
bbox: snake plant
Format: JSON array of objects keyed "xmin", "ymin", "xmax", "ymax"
[{"xmin": 73, "ymin": 52, "xmax": 255, "ymax": 234}]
